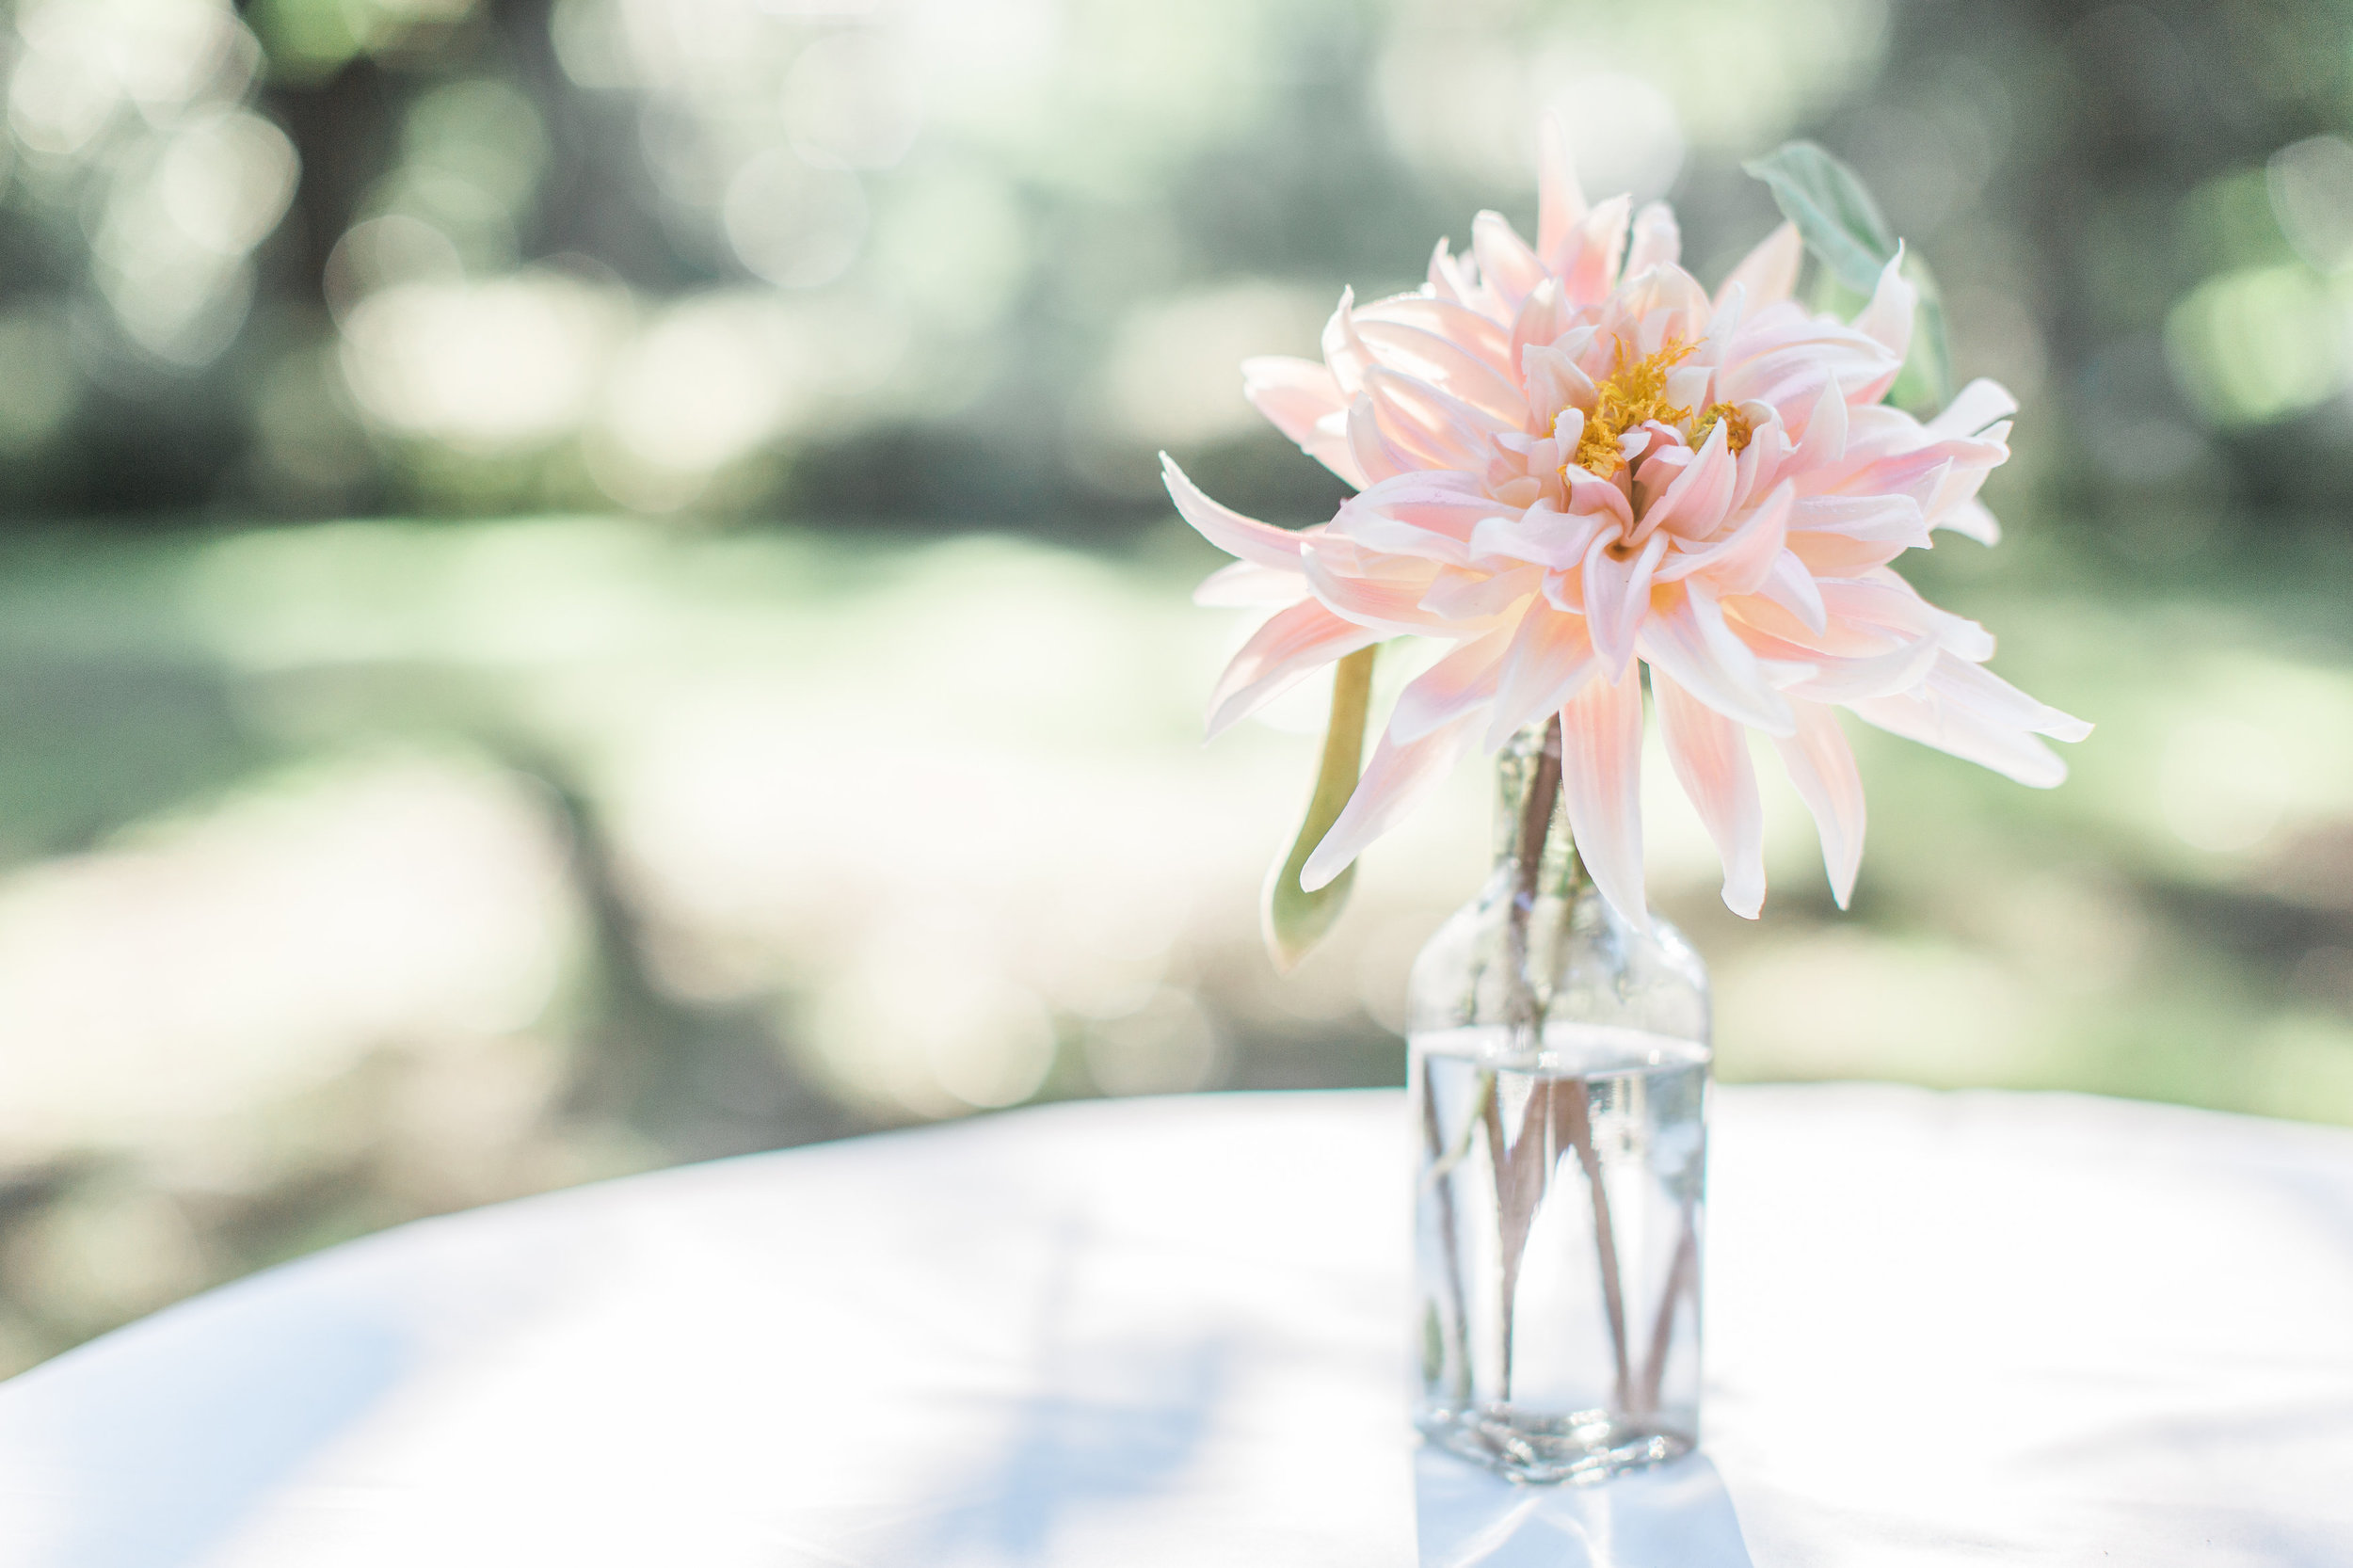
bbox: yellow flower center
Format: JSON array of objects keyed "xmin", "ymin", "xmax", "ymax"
[
  {"xmin": 1572, "ymin": 337, "xmax": 1693, "ymax": 479},
  {"xmin": 1566, "ymin": 336, "xmax": 1753, "ymax": 481},
  {"xmin": 1691, "ymin": 400, "xmax": 1754, "ymax": 456}
]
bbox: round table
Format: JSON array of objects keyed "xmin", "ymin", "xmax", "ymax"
[{"xmin": 1, "ymin": 1087, "xmax": 2348, "ymax": 1567}]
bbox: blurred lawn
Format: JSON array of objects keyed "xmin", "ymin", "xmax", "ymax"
[{"xmin": 0, "ymin": 512, "xmax": 2347, "ymax": 1374}]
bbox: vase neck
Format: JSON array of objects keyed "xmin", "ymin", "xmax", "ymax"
[{"xmin": 1493, "ymin": 723, "xmax": 1584, "ymax": 901}]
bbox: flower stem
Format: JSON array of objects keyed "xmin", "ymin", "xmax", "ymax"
[
  {"xmin": 1562, "ymin": 1067, "xmax": 1635, "ymax": 1413},
  {"xmin": 1420, "ymin": 1053, "xmax": 1472, "ymax": 1403},
  {"xmin": 1490, "ymin": 713, "xmax": 1637, "ymax": 1416},
  {"xmin": 1502, "ymin": 718, "xmax": 1562, "ymax": 1038},
  {"xmin": 1635, "ymin": 1202, "xmax": 1699, "ymax": 1417}
]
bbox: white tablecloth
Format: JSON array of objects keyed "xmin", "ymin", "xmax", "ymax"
[{"xmin": 2, "ymin": 1087, "xmax": 2349, "ymax": 1567}]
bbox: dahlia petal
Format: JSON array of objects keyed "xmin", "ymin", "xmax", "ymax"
[
  {"xmin": 1929, "ymin": 377, "xmax": 2019, "ymax": 439},
  {"xmin": 1361, "ymin": 294, "xmax": 1515, "ymax": 370},
  {"xmin": 1823, "ymin": 574, "xmax": 1994, "ymax": 661},
  {"xmin": 1241, "ymin": 355, "xmax": 1343, "ymax": 439},
  {"xmin": 1510, "ymin": 278, "xmax": 1575, "ymax": 380},
  {"xmin": 1837, "ymin": 400, "xmax": 1929, "ymax": 456},
  {"xmin": 1300, "ymin": 546, "xmax": 1457, "ymax": 636},
  {"xmin": 1798, "ymin": 376, "xmax": 1849, "ymax": 465},
  {"xmin": 1332, "ymin": 503, "xmax": 1478, "ymax": 567},
  {"xmin": 1726, "ymin": 587, "xmax": 1906, "ymax": 660},
  {"xmin": 1582, "ymin": 527, "xmax": 1670, "ymax": 677},
  {"xmin": 1754, "ymin": 548, "xmax": 1829, "ymax": 634},
  {"xmin": 1785, "ymin": 528, "xmax": 1912, "ymax": 577},
  {"xmin": 1335, "ymin": 473, "xmax": 1513, "ymax": 565},
  {"xmin": 1549, "ymin": 402, "xmax": 1586, "ymax": 452},
  {"xmin": 1625, "ymin": 200, "xmax": 1681, "ymax": 275},
  {"xmin": 1427, "ymin": 238, "xmax": 1471, "ymax": 305},
  {"xmin": 1925, "ymin": 605, "xmax": 1996, "ymax": 662},
  {"xmin": 1353, "ymin": 319, "xmax": 1524, "ymax": 422},
  {"xmin": 1364, "ymin": 365, "xmax": 1510, "ymax": 471},
  {"xmin": 1664, "ymin": 363, "xmax": 1713, "ymax": 415},
  {"xmin": 1617, "ymin": 261, "xmax": 1713, "ymax": 333},
  {"xmin": 1469, "ymin": 503, "xmax": 1605, "ymax": 570},
  {"xmin": 1307, "ymin": 411, "xmax": 1370, "ymax": 490},
  {"xmin": 1849, "ymin": 684, "xmax": 2070, "ymax": 789},
  {"xmin": 1788, "ymin": 492, "xmax": 1930, "ymax": 549},
  {"xmin": 1300, "ymin": 714, "xmax": 1478, "ymax": 890},
  {"xmin": 1489, "ymin": 475, "xmax": 1544, "ymax": 509},
  {"xmin": 1715, "ymin": 221, "xmax": 1803, "ymax": 313},
  {"xmin": 1637, "ymin": 584, "xmax": 1796, "ymax": 735},
  {"xmin": 1242, "ymin": 356, "xmax": 1368, "ymax": 488},
  {"xmin": 1656, "ymin": 479, "xmax": 1795, "ymax": 594},
  {"xmin": 1790, "ymin": 492, "xmax": 1927, "ymax": 536},
  {"xmin": 1635, "ymin": 419, "xmax": 1741, "ymax": 544},
  {"xmin": 1828, "ymin": 437, "xmax": 2006, "ymax": 509},
  {"xmin": 1420, "ymin": 565, "xmax": 1540, "ymax": 619},
  {"xmin": 1320, "ymin": 287, "xmax": 1374, "ymax": 391},
  {"xmin": 1921, "ymin": 654, "xmax": 2094, "ymax": 742},
  {"xmin": 1345, "ymin": 394, "xmax": 1408, "ymax": 486},
  {"xmin": 1637, "ymin": 440, "xmax": 1693, "ymax": 494},
  {"xmin": 1781, "ymin": 634, "xmax": 1941, "ymax": 703},
  {"xmin": 1656, "ymin": 672, "xmax": 1766, "ymax": 918},
  {"xmin": 1718, "ymin": 314, "xmax": 1901, "ymax": 419},
  {"xmin": 1560, "ymin": 194, "xmax": 1632, "ymax": 307},
  {"xmin": 1921, "ymin": 453, "xmax": 2000, "ymax": 531},
  {"xmin": 1558, "ymin": 666, "xmax": 1649, "ymax": 929},
  {"xmin": 1771, "ymin": 699, "xmax": 1866, "ymax": 907},
  {"xmin": 1485, "ymin": 607, "xmax": 1600, "ymax": 749},
  {"xmin": 1536, "ymin": 113, "xmax": 1588, "ymax": 270},
  {"xmin": 1472, "ymin": 210, "xmax": 1547, "ymax": 314},
  {"xmin": 1194, "ymin": 559, "xmax": 1310, "ymax": 608},
  {"xmin": 1561, "ymin": 464, "xmax": 1637, "ymax": 531},
  {"xmin": 1206, "ymin": 600, "xmax": 1382, "ymax": 740},
  {"xmin": 1724, "ymin": 399, "xmax": 1783, "ymax": 513},
  {"xmin": 1554, "ymin": 322, "xmax": 1604, "ymax": 366},
  {"xmin": 1853, "ymin": 248, "xmax": 1916, "ymax": 364},
  {"xmin": 1940, "ymin": 497, "xmax": 2004, "ymax": 544},
  {"xmin": 1522, "ymin": 345, "xmax": 1596, "ymax": 424},
  {"xmin": 1163, "ymin": 455, "xmax": 1306, "ymax": 568},
  {"xmin": 1390, "ymin": 628, "xmax": 1514, "ymax": 744},
  {"xmin": 1349, "ymin": 471, "xmax": 1516, "ymax": 538}
]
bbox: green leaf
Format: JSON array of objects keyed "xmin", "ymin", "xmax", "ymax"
[
  {"xmin": 1747, "ymin": 139, "xmax": 1954, "ymax": 414},
  {"xmin": 1742, "ymin": 140, "xmax": 1896, "ymax": 295},
  {"xmin": 1262, "ymin": 645, "xmax": 1375, "ymax": 973}
]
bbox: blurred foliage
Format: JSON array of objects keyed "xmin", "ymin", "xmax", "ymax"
[
  {"xmin": 0, "ymin": 0, "xmax": 2343, "ymax": 532},
  {"xmin": 0, "ymin": 0, "xmax": 2350, "ymax": 1379}
]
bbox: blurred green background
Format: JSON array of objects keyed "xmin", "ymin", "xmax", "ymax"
[{"xmin": 0, "ymin": 0, "xmax": 2349, "ymax": 1376}]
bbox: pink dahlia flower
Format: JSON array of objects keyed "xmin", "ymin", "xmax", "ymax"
[{"xmin": 1167, "ymin": 129, "xmax": 2089, "ymax": 926}]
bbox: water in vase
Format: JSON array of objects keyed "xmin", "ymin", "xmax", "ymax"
[{"xmin": 1411, "ymin": 1022, "xmax": 1709, "ymax": 1483}]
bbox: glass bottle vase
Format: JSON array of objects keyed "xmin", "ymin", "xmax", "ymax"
[{"xmin": 1408, "ymin": 720, "xmax": 1712, "ymax": 1484}]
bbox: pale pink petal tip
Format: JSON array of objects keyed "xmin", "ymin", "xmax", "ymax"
[
  {"xmin": 1299, "ymin": 718, "xmax": 1476, "ymax": 890},
  {"xmin": 1929, "ymin": 378, "xmax": 2021, "ymax": 438},
  {"xmin": 1854, "ymin": 245, "xmax": 1916, "ymax": 361},
  {"xmin": 1558, "ymin": 671, "xmax": 1650, "ymax": 931},
  {"xmin": 1160, "ymin": 454, "xmax": 1305, "ymax": 570},
  {"xmin": 2040, "ymin": 708, "xmax": 2095, "ymax": 744},
  {"xmin": 1716, "ymin": 220, "xmax": 1802, "ymax": 312},
  {"xmin": 1655, "ymin": 675, "xmax": 1766, "ymax": 920},
  {"xmin": 1204, "ymin": 600, "xmax": 1378, "ymax": 742},
  {"xmin": 1535, "ymin": 113, "xmax": 1587, "ymax": 267},
  {"xmin": 1624, "ymin": 201, "xmax": 1681, "ymax": 275},
  {"xmin": 1773, "ymin": 702, "xmax": 1865, "ymax": 909}
]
